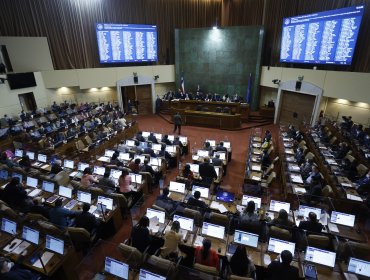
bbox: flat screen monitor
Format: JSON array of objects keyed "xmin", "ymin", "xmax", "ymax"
[
  {"xmin": 234, "ymin": 230, "xmax": 259, "ymax": 248},
  {"xmin": 46, "ymin": 235, "xmax": 64, "ymax": 255},
  {"xmin": 78, "ymin": 162, "xmax": 90, "ymax": 171},
  {"xmin": 189, "ymin": 164, "xmax": 199, "ymax": 173},
  {"xmin": 149, "ymin": 157, "xmax": 161, "ymax": 166},
  {"xmin": 26, "ymin": 151, "xmax": 35, "ymax": 160},
  {"xmin": 214, "ymin": 152, "xmax": 226, "ymax": 160},
  {"xmin": 280, "ymin": 5, "xmax": 365, "ymax": 65},
  {"xmin": 42, "ymin": 181, "xmax": 55, "ymax": 193},
  {"xmin": 146, "ymin": 208, "xmax": 165, "ymax": 224},
  {"xmin": 348, "ymin": 258, "xmax": 370, "ymax": 277},
  {"xmin": 37, "ymin": 154, "xmax": 47, "ymax": 163},
  {"xmin": 104, "ymin": 257, "xmax": 129, "ymax": 279},
  {"xmin": 154, "ymin": 133, "xmax": 162, "ymax": 140},
  {"xmin": 173, "ymin": 215, "xmax": 194, "ymax": 231},
  {"xmin": 64, "ymin": 159, "xmax": 74, "ymax": 169},
  {"xmin": 129, "ymin": 173, "xmax": 142, "ymax": 184},
  {"xmin": 305, "ymin": 246, "xmax": 336, "ymax": 268},
  {"xmin": 202, "ymin": 222, "xmax": 225, "ymax": 239},
  {"xmin": 96, "ymin": 23, "xmax": 158, "ymax": 63},
  {"xmin": 216, "ymin": 190, "xmax": 235, "ymax": 202},
  {"xmin": 179, "ymin": 136, "xmax": 187, "ymax": 143},
  {"xmin": 77, "ymin": 191, "xmax": 92, "ymax": 204},
  {"xmin": 192, "ymin": 185, "xmax": 209, "ymax": 198},
  {"xmin": 105, "ymin": 149, "xmax": 115, "ymax": 157},
  {"xmin": 169, "ymin": 181, "xmax": 185, "ymax": 193},
  {"xmin": 205, "ymin": 140, "xmax": 216, "ymax": 147},
  {"xmin": 298, "ymin": 205, "xmax": 321, "ymax": 219},
  {"xmin": 168, "ymin": 135, "xmax": 174, "ymax": 141},
  {"xmin": 142, "ymin": 131, "xmax": 150, "ymax": 138},
  {"xmin": 139, "ymin": 269, "xmax": 165, "ymax": 280},
  {"xmin": 152, "ymin": 144, "xmax": 162, "ymax": 151},
  {"xmin": 126, "ymin": 140, "xmax": 135, "ymax": 147},
  {"xmin": 330, "ymin": 211, "xmax": 355, "ymax": 227},
  {"xmin": 269, "ymin": 200, "xmax": 290, "ymax": 213},
  {"xmin": 0, "ymin": 169, "xmax": 8, "ymax": 180},
  {"xmin": 110, "ymin": 169, "xmax": 122, "ymax": 179},
  {"xmin": 197, "ymin": 150, "xmax": 209, "ymax": 157},
  {"xmin": 22, "ymin": 226, "xmax": 39, "ymax": 245},
  {"xmin": 12, "ymin": 172, "xmax": 23, "ymax": 182},
  {"xmin": 139, "ymin": 142, "xmax": 147, "ymax": 149},
  {"xmin": 26, "ymin": 176, "xmax": 38, "ymax": 188},
  {"xmin": 97, "ymin": 196, "xmax": 114, "ymax": 210},
  {"xmin": 242, "ymin": 195, "xmax": 261, "ymax": 209},
  {"xmin": 58, "ymin": 185, "xmax": 72, "ymax": 198},
  {"xmin": 119, "ymin": 153, "xmax": 130, "ymax": 161},
  {"xmin": 93, "ymin": 166, "xmax": 106, "ymax": 176},
  {"xmin": 223, "ymin": 142, "xmax": 231, "ymax": 149},
  {"xmin": 1, "ymin": 218, "xmax": 16, "ymax": 234},
  {"xmin": 134, "ymin": 155, "xmax": 146, "ymax": 163},
  {"xmin": 165, "ymin": 145, "xmax": 176, "ymax": 153},
  {"xmin": 15, "ymin": 149, "xmax": 23, "ymax": 157},
  {"xmin": 268, "ymin": 237, "xmax": 295, "ymax": 255}
]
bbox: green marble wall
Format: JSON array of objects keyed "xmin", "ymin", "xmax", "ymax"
[{"xmin": 175, "ymin": 26, "xmax": 264, "ymax": 111}]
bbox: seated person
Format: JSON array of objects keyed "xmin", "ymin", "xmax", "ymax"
[
  {"xmin": 98, "ymin": 171, "xmax": 116, "ymax": 191},
  {"xmin": 2, "ymin": 177, "xmax": 31, "ymax": 212},
  {"xmin": 143, "ymin": 143, "xmax": 156, "ymax": 158},
  {"xmin": 229, "ymin": 245, "xmax": 256, "ymax": 277},
  {"xmin": 0, "ymin": 256, "xmax": 41, "ymax": 280},
  {"xmin": 161, "ymin": 221, "xmax": 182, "ymax": 259},
  {"xmin": 80, "ymin": 167, "xmax": 99, "ymax": 188},
  {"xmin": 266, "ymin": 250, "xmax": 299, "ymax": 280},
  {"xmin": 187, "ymin": 190, "xmax": 207, "ymax": 210},
  {"xmin": 155, "ymin": 188, "xmax": 178, "ymax": 214},
  {"xmin": 172, "ymin": 136, "xmax": 184, "ymax": 156},
  {"xmin": 211, "ymin": 153, "xmax": 223, "ymax": 167},
  {"xmin": 298, "ymin": 212, "xmax": 323, "ymax": 233},
  {"xmin": 29, "ymin": 197, "xmax": 50, "ymax": 219},
  {"xmin": 18, "ymin": 155, "xmax": 31, "ymax": 171},
  {"xmin": 300, "ymin": 159, "xmax": 313, "ymax": 180},
  {"xmin": 161, "ymin": 135, "xmax": 172, "ymax": 145},
  {"xmin": 240, "ymin": 201, "xmax": 259, "ymax": 223},
  {"xmin": 140, "ymin": 159, "xmax": 159, "ymax": 184},
  {"xmin": 148, "ymin": 132, "xmax": 158, "ymax": 144},
  {"xmin": 131, "ymin": 216, "xmax": 151, "ymax": 253},
  {"xmin": 356, "ymin": 171, "xmax": 370, "ymax": 195},
  {"xmin": 304, "ymin": 165, "xmax": 320, "ymax": 185},
  {"xmin": 215, "ymin": 142, "xmax": 227, "ymax": 152},
  {"xmin": 194, "ymin": 239, "xmax": 219, "ymax": 270},
  {"xmin": 50, "ymin": 159, "xmax": 63, "ymax": 174},
  {"xmin": 203, "ymin": 141, "xmax": 213, "ymax": 154},
  {"xmin": 49, "ymin": 198, "xmax": 80, "ymax": 229},
  {"xmin": 271, "ymin": 209, "xmax": 295, "ymax": 227},
  {"xmin": 199, "ymin": 157, "xmax": 217, "ymax": 185},
  {"xmin": 295, "ymin": 147, "xmax": 305, "ymax": 165},
  {"xmin": 75, "ymin": 203, "xmax": 98, "ymax": 236},
  {"xmin": 182, "ymin": 164, "xmax": 194, "ymax": 181},
  {"xmin": 305, "ymin": 175, "xmax": 323, "ymax": 200},
  {"xmin": 128, "ymin": 158, "xmax": 141, "ymax": 174},
  {"xmin": 0, "ymin": 152, "xmax": 19, "ymax": 168},
  {"xmin": 135, "ymin": 131, "xmax": 145, "ymax": 142}
]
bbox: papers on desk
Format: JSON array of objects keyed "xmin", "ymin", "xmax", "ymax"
[
  {"xmin": 347, "ymin": 194, "xmax": 363, "ymax": 202},
  {"xmin": 194, "ymin": 235, "xmax": 204, "ymax": 247},
  {"xmin": 290, "ymin": 174, "xmax": 303, "ymax": 184},
  {"xmin": 210, "ymin": 201, "xmax": 228, "ymax": 213},
  {"xmin": 192, "ymin": 155, "xmax": 199, "ymax": 161},
  {"xmin": 252, "ymin": 143, "xmax": 261, "ymax": 148},
  {"xmin": 251, "ymin": 165, "xmax": 262, "ymax": 172},
  {"xmin": 282, "ymin": 137, "xmax": 291, "ymax": 142},
  {"xmin": 98, "ymin": 156, "xmax": 110, "ymax": 163},
  {"xmin": 288, "ymin": 164, "xmax": 300, "ymax": 172},
  {"xmin": 253, "ymin": 149, "xmax": 262, "ymax": 155},
  {"xmin": 341, "ymin": 182, "xmax": 353, "ymax": 188},
  {"xmin": 236, "ymin": 205, "xmax": 245, "ymax": 213},
  {"xmin": 33, "ymin": 251, "xmax": 54, "ymax": 268},
  {"xmin": 319, "ymin": 145, "xmax": 328, "ymax": 150},
  {"xmin": 284, "ymin": 143, "xmax": 293, "ymax": 148},
  {"xmin": 326, "ymin": 158, "xmax": 338, "ymax": 165},
  {"xmin": 263, "ymin": 254, "xmax": 272, "ymax": 266},
  {"xmin": 251, "ymin": 175, "xmax": 261, "ymax": 181},
  {"xmin": 12, "ymin": 241, "xmax": 31, "ymax": 254},
  {"xmin": 40, "ymin": 164, "xmax": 51, "ymax": 170},
  {"xmin": 327, "ymin": 223, "xmax": 339, "ymax": 233},
  {"xmin": 293, "ymin": 186, "xmax": 306, "ymax": 194},
  {"xmin": 3, "ymin": 239, "xmax": 23, "ymax": 252},
  {"xmin": 286, "ymin": 156, "xmax": 295, "ymax": 163},
  {"xmin": 0, "ymin": 183, "xmax": 8, "ymax": 189},
  {"xmin": 285, "ymin": 149, "xmax": 295, "ymax": 155},
  {"xmin": 149, "ymin": 217, "xmax": 160, "ymax": 233}
]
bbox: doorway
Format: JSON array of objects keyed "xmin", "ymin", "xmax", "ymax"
[
  {"xmin": 121, "ymin": 85, "xmax": 153, "ymax": 115},
  {"xmin": 121, "ymin": 86, "xmax": 136, "ymax": 113},
  {"xmin": 18, "ymin": 92, "xmax": 37, "ymax": 112},
  {"xmin": 278, "ymin": 90, "xmax": 316, "ymax": 127}
]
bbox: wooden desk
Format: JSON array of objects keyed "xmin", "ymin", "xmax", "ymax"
[
  {"xmin": 169, "ymin": 100, "xmax": 241, "ymax": 114},
  {"xmin": 182, "ymin": 110, "xmax": 241, "ymax": 130}
]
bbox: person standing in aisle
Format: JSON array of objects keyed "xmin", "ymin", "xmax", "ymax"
[{"xmin": 173, "ymin": 112, "xmax": 182, "ymax": 134}]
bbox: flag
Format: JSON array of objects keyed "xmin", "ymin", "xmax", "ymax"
[
  {"xmin": 246, "ymin": 73, "xmax": 252, "ymax": 104},
  {"xmin": 180, "ymin": 74, "xmax": 185, "ymax": 94}
]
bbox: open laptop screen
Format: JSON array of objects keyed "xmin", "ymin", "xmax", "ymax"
[
  {"xmin": 202, "ymin": 222, "xmax": 225, "ymax": 239},
  {"xmin": 348, "ymin": 258, "xmax": 370, "ymax": 277},
  {"xmin": 1, "ymin": 218, "xmax": 16, "ymax": 234},
  {"xmin": 105, "ymin": 257, "xmax": 129, "ymax": 279},
  {"xmin": 169, "ymin": 181, "xmax": 185, "ymax": 193},
  {"xmin": 330, "ymin": 211, "xmax": 355, "ymax": 227},
  {"xmin": 26, "ymin": 151, "xmax": 35, "ymax": 160},
  {"xmin": 192, "ymin": 185, "xmax": 209, "ymax": 198},
  {"xmin": 93, "ymin": 166, "xmax": 106, "ymax": 176},
  {"xmin": 97, "ymin": 196, "xmax": 113, "ymax": 210},
  {"xmin": 46, "ymin": 235, "xmax": 64, "ymax": 255},
  {"xmin": 305, "ymin": 246, "xmax": 336, "ymax": 268},
  {"xmin": 242, "ymin": 195, "xmax": 261, "ymax": 209},
  {"xmin": 22, "ymin": 226, "xmax": 39, "ymax": 245},
  {"xmin": 139, "ymin": 269, "xmax": 166, "ymax": 280},
  {"xmin": 42, "ymin": 181, "xmax": 55, "ymax": 193},
  {"xmin": 78, "ymin": 162, "xmax": 90, "ymax": 171},
  {"xmin": 146, "ymin": 208, "xmax": 165, "ymax": 224},
  {"xmin": 58, "ymin": 185, "xmax": 72, "ymax": 198},
  {"xmin": 15, "ymin": 149, "xmax": 23, "ymax": 157},
  {"xmin": 38, "ymin": 154, "xmax": 47, "ymax": 163},
  {"xmin": 173, "ymin": 215, "xmax": 194, "ymax": 231},
  {"xmin": 268, "ymin": 238, "xmax": 295, "ymax": 255},
  {"xmin": 189, "ymin": 164, "xmax": 199, "ymax": 173},
  {"xmin": 197, "ymin": 150, "xmax": 209, "ymax": 157},
  {"xmin": 216, "ymin": 190, "xmax": 234, "ymax": 202},
  {"xmin": 234, "ymin": 230, "xmax": 259, "ymax": 248},
  {"xmin": 64, "ymin": 159, "xmax": 74, "ymax": 169},
  {"xmin": 77, "ymin": 191, "xmax": 92, "ymax": 204},
  {"xmin": 26, "ymin": 176, "xmax": 38, "ymax": 188},
  {"xmin": 269, "ymin": 200, "xmax": 290, "ymax": 213},
  {"xmin": 298, "ymin": 205, "xmax": 321, "ymax": 218},
  {"xmin": 105, "ymin": 149, "xmax": 115, "ymax": 157},
  {"xmin": 129, "ymin": 173, "xmax": 142, "ymax": 184}
]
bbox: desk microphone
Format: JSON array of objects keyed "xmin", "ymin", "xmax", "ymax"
[
  {"xmin": 37, "ymin": 252, "xmax": 47, "ymax": 274},
  {"xmin": 98, "ymin": 202, "xmax": 107, "ymax": 222}
]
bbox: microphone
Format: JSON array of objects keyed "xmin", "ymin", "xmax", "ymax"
[
  {"xmin": 98, "ymin": 202, "xmax": 107, "ymax": 222},
  {"xmin": 37, "ymin": 252, "xmax": 47, "ymax": 274}
]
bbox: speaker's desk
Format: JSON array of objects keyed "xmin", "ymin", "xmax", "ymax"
[{"xmin": 182, "ymin": 110, "xmax": 241, "ymax": 130}]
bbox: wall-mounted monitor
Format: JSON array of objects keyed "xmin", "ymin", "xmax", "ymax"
[
  {"xmin": 280, "ymin": 5, "xmax": 364, "ymax": 65},
  {"xmin": 96, "ymin": 23, "xmax": 158, "ymax": 63}
]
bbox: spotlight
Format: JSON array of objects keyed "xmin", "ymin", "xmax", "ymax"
[
  {"xmin": 272, "ymin": 79, "xmax": 280, "ymax": 85},
  {"xmin": 154, "ymin": 75, "xmax": 159, "ymax": 80}
]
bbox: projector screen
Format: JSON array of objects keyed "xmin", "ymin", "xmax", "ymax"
[
  {"xmin": 96, "ymin": 23, "xmax": 158, "ymax": 63},
  {"xmin": 280, "ymin": 5, "xmax": 364, "ymax": 65}
]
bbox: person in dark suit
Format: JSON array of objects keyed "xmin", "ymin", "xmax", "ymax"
[
  {"xmin": 75, "ymin": 203, "xmax": 98, "ymax": 236},
  {"xmin": 261, "ymin": 149, "xmax": 271, "ymax": 170},
  {"xmin": 298, "ymin": 212, "xmax": 323, "ymax": 233},
  {"xmin": 173, "ymin": 112, "xmax": 182, "ymax": 134},
  {"xmin": 215, "ymin": 142, "xmax": 227, "ymax": 152},
  {"xmin": 266, "ymin": 250, "xmax": 299, "ymax": 280},
  {"xmin": 156, "ymin": 188, "xmax": 178, "ymax": 215},
  {"xmin": 131, "ymin": 216, "xmax": 152, "ymax": 253},
  {"xmin": 187, "ymin": 191, "xmax": 207, "ymax": 211},
  {"xmin": 2, "ymin": 177, "xmax": 30, "ymax": 212},
  {"xmin": 140, "ymin": 159, "xmax": 159, "ymax": 184},
  {"xmin": 172, "ymin": 136, "xmax": 184, "ymax": 156},
  {"xmin": 148, "ymin": 132, "xmax": 158, "ymax": 144},
  {"xmin": 211, "ymin": 153, "xmax": 223, "ymax": 167},
  {"xmin": 199, "ymin": 157, "xmax": 217, "ymax": 185},
  {"xmin": 0, "ymin": 256, "xmax": 41, "ymax": 280},
  {"xmin": 30, "ymin": 197, "xmax": 50, "ymax": 219},
  {"xmin": 50, "ymin": 159, "xmax": 63, "ymax": 174},
  {"xmin": 49, "ymin": 198, "xmax": 80, "ymax": 229},
  {"xmin": 161, "ymin": 135, "xmax": 172, "ymax": 145},
  {"xmin": 135, "ymin": 131, "xmax": 145, "ymax": 142},
  {"xmin": 143, "ymin": 143, "xmax": 156, "ymax": 158}
]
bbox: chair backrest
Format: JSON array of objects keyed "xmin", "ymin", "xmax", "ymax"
[
  {"xmin": 139, "ymin": 171, "xmax": 152, "ymax": 195},
  {"xmin": 322, "ymin": 185, "xmax": 334, "ymax": 198},
  {"xmin": 0, "ymin": 204, "xmax": 18, "ymax": 220},
  {"xmin": 194, "ymin": 263, "xmax": 218, "ymax": 276},
  {"xmin": 230, "ymin": 275, "xmax": 254, "ymax": 280},
  {"xmin": 210, "ymin": 212, "xmax": 229, "ymax": 229},
  {"xmin": 67, "ymin": 227, "xmax": 91, "ymax": 244},
  {"xmin": 146, "ymin": 255, "xmax": 176, "ymax": 278},
  {"xmin": 344, "ymin": 154, "xmax": 355, "ymax": 163},
  {"xmin": 356, "ymin": 164, "xmax": 369, "ymax": 177},
  {"xmin": 23, "ymin": 213, "xmax": 48, "ymax": 224},
  {"xmin": 89, "ymin": 186, "xmax": 105, "ymax": 198},
  {"xmin": 54, "ymin": 170, "xmax": 70, "ymax": 186},
  {"xmin": 298, "ymin": 140, "xmax": 306, "ymax": 148},
  {"xmin": 305, "ymin": 152, "xmax": 315, "ymax": 161},
  {"xmin": 109, "ymin": 193, "xmax": 128, "ymax": 209},
  {"xmin": 184, "ymin": 208, "xmax": 203, "ymax": 227},
  {"xmin": 269, "ymin": 225, "xmax": 292, "ymax": 241},
  {"xmin": 329, "ymin": 136, "xmax": 337, "ymax": 145},
  {"xmin": 37, "ymin": 220, "xmax": 64, "ymax": 236},
  {"xmin": 264, "ymin": 164, "xmax": 274, "ymax": 176},
  {"xmin": 339, "ymin": 241, "xmax": 370, "ymax": 261},
  {"xmin": 85, "ymin": 135, "xmax": 93, "ymax": 145},
  {"xmin": 272, "ymin": 156, "xmax": 279, "ymax": 164},
  {"xmin": 307, "ymin": 234, "xmax": 330, "ymax": 250},
  {"xmin": 267, "ymin": 146, "xmax": 274, "ymax": 155},
  {"xmin": 12, "ymin": 166, "xmax": 27, "ymax": 175},
  {"xmin": 266, "ymin": 172, "xmax": 276, "ymax": 185},
  {"xmin": 76, "ymin": 140, "xmax": 86, "ymax": 151},
  {"xmin": 117, "ymin": 243, "xmax": 143, "ymax": 269}
]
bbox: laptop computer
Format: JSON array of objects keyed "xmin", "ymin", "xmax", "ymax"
[
  {"xmin": 119, "ymin": 152, "xmax": 130, "ymax": 161},
  {"xmin": 14, "ymin": 149, "xmax": 23, "ymax": 157},
  {"xmin": 63, "ymin": 159, "xmax": 74, "ymax": 170},
  {"xmin": 139, "ymin": 269, "xmax": 165, "ymax": 280},
  {"xmin": 268, "ymin": 237, "xmax": 295, "ymax": 255},
  {"xmin": 26, "ymin": 176, "xmax": 38, "ymax": 188},
  {"xmin": 37, "ymin": 153, "xmax": 47, "ymax": 163},
  {"xmin": 42, "ymin": 181, "xmax": 55, "ymax": 193},
  {"xmin": 197, "ymin": 150, "xmax": 209, "ymax": 157},
  {"xmin": 189, "ymin": 164, "xmax": 199, "ymax": 173},
  {"xmin": 192, "ymin": 185, "xmax": 210, "ymax": 199},
  {"xmin": 77, "ymin": 190, "xmax": 92, "ymax": 204},
  {"xmin": 173, "ymin": 215, "xmax": 194, "ymax": 231},
  {"xmin": 26, "ymin": 151, "xmax": 35, "ymax": 161},
  {"xmin": 330, "ymin": 211, "xmax": 355, "ymax": 227},
  {"xmin": 58, "ymin": 185, "xmax": 72, "ymax": 199},
  {"xmin": 22, "ymin": 226, "xmax": 40, "ymax": 245},
  {"xmin": 93, "ymin": 166, "xmax": 106, "ymax": 176},
  {"xmin": 228, "ymin": 230, "xmax": 259, "ymax": 254},
  {"xmin": 105, "ymin": 149, "xmax": 115, "ymax": 157},
  {"xmin": 269, "ymin": 200, "xmax": 290, "ymax": 213},
  {"xmin": 104, "ymin": 257, "xmax": 129, "ymax": 279},
  {"xmin": 45, "ymin": 234, "xmax": 64, "ymax": 255},
  {"xmin": 1, "ymin": 218, "xmax": 17, "ymax": 235},
  {"xmin": 298, "ymin": 205, "xmax": 321, "ymax": 219},
  {"xmin": 242, "ymin": 195, "xmax": 261, "ymax": 209},
  {"xmin": 126, "ymin": 140, "xmax": 135, "ymax": 147},
  {"xmin": 216, "ymin": 190, "xmax": 235, "ymax": 203},
  {"xmin": 97, "ymin": 196, "xmax": 114, "ymax": 210},
  {"xmin": 305, "ymin": 246, "xmax": 336, "ymax": 268},
  {"xmin": 12, "ymin": 172, "xmax": 23, "ymax": 182},
  {"xmin": 169, "ymin": 181, "xmax": 186, "ymax": 194},
  {"xmin": 202, "ymin": 222, "xmax": 225, "ymax": 240},
  {"xmin": 348, "ymin": 257, "xmax": 370, "ymax": 277},
  {"xmin": 0, "ymin": 169, "xmax": 9, "ymax": 180}
]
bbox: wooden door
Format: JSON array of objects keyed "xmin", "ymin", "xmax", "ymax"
[
  {"xmin": 121, "ymin": 86, "xmax": 136, "ymax": 112},
  {"xmin": 135, "ymin": 85, "xmax": 152, "ymax": 115},
  {"xmin": 18, "ymin": 92, "xmax": 37, "ymax": 112},
  {"xmin": 279, "ymin": 90, "xmax": 315, "ymax": 127}
]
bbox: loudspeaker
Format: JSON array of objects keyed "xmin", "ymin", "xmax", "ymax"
[
  {"xmin": 133, "ymin": 76, "xmax": 138, "ymax": 84},
  {"xmin": 295, "ymin": 81, "xmax": 302, "ymax": 91}
]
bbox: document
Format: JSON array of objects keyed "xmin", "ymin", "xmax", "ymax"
[
  {"xmin": 33, "ymin": 251, "xmax": 54, "ymax": 268},
  {"xmin": 347, "ymin": 194, "xmax": 363, "ymax": 202},
  {"xmin": 327, "ymin": 223, "xmax": 339, "ymax": 233}
]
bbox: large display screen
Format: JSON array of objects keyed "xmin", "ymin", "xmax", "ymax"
[
  {"xmin": 280, "ymin": 5, "xmax": 364, "ymax": 65},
  {"xmin": 96, "ymin": 23, "xmax": 158, "ymax": 63}
]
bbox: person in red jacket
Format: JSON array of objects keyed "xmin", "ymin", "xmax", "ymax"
[{"xmin": 194, "ymin": 238, "xmax": 219, "ymax": 270}]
